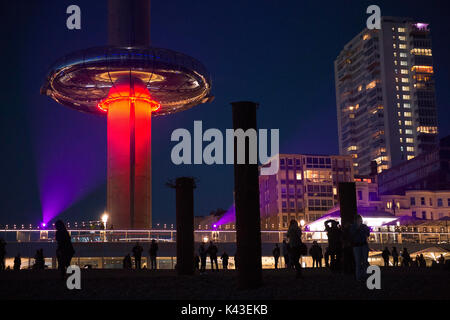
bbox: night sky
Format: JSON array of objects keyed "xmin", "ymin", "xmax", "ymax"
[{"xmin": 0, "ymin": 0, "xmax": 449, "ymax": 226}]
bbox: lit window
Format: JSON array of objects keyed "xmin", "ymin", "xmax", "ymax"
[
  {"xmin": 296, "ymin": 173, "xmax": 302, "ymax": 180},
  {"xmin": 407, "ymin": 146, "xmax": 414, "ymax": 152},
  {"xmin": 405, "ymin": 129, "xmax": 413, "ymax": 134},
  {"xmin": 403, "ymin": 95, "xmax": 410, "ymax": 100},
  {"xmin": 406, "ymin": 138, "xmax": 414, "ymax": 143},
  {"xmin": 400, "ymin": 61, "xmax": 408, "ymax": 66},
  {"xmin": 398, "ymin": 27, "xmax": 406, "ymax": 32},
  {"xmin": 407, "ymin": 155, "xmax": 415, "ymax": 160},
  {"xmin": 411, "ymin": 66, "xmax": 433, "ymax": 73},
  {"xmin": 404, "ymin": 112, "xmax": 412, "ymax": 117},
  {"xmin": 401, "ymin": 78, "xmax": 409, "ymax": 83},
  {"xmin": 404, "ymin": 103, "xmax": 411, "ymax": 108},
  {"xmin": 410, "ymin": 48, "xmax": 432, "ymax": 56},
  {"xmin": 399, "ymin": 36, "xmax": 406, "ymax": 41},
  {"xmin": 417, "ymin": 126, "xmax": 438, "ymax": 134},
  {"xmin": 400, "ymin": 52, "xmax": 407, "ymax": 58},
  {"xmin": 399, "ymin": 44, "xmax": 407, "ymax": 49},
  {"xmin": 366, "ymin": 80, "xmax": 377, "ymax": 90},
  {"xmin": 402, "ymin": 86, "xmax": 410, "ymax": 91},
  {"xmin": 401, "ymin": 69, "xmax": 409, "ymax": 74},
  {"xmin": 404, "ymin": 120, "xmax": 412, "ymax": 126}
]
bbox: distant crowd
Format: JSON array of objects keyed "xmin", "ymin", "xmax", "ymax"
[{"xmin": 0, "ymin": 216, "xmax": 448, "ymax": 282}]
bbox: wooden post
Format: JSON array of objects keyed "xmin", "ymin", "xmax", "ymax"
[{"xmin": 231, "ymin": 101, "xmax": 262, "ymax": 289}]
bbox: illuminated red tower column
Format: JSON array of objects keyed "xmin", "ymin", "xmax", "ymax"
[
  {"xmin": 100, "ymin": 79, "xmax": 159, "ymax": 229},
  {"xmin": 106, "ymin": 0, "xmax": 154, "ymax": 229}
]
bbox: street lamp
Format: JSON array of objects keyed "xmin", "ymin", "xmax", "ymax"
[
  {"xmin": 300, "ymin": 219, "xmax": 305, "ymax": 228},
  {"xmin": 101, "ymin": 213, "xmax": 109, "ymax": 230}
]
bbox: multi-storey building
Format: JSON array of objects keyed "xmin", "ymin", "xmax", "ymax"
[
  {"xmin": 328, "ymin": 174, "xmax": 450, "ymax": 221},
  {"xmin": 335, "ymin": 17, "xmax": 439, "ymax": 176},
  {"xmin": 259, "ymin": 154, "xmax": 353, "ymax": 229},
  {"xmin": 378, "ymin": 135, "xmax": 450, "ymax": 195},
  {"xmin": 382, "ymin": 190, "xmax": 450, "ymax": 220}
]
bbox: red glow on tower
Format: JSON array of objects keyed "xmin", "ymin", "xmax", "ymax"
[
  {"xmin": 103, "ymin": 78, "xmax": 157, "ymax": 229},
  {"xmin": 97, "ymin": 80, "xmax": 160, "ymax": 113}
]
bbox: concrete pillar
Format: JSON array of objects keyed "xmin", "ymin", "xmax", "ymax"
[
  {"xmin": 108, "ymin": 0, "xmax": 150, "ymax": 47},
  {"xmin": 231, "ymin": 101, "xmax": 262, "ymax": 289},
  {"xmin": 173, "ymin": 177, "xmax": 196, "ymax": 275},
  {"xmin": 106, "ymin": 0, "xmax": 153, "ymax": 230}
]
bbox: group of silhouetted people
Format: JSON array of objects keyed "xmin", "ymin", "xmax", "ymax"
[
  {"xmin": 381, "ymin": 246, "xmax": 446, "ymax": 268},
  {"xmin": 197, "ymin": 241, "xmax": 228, "ymax": 272},
  {"xmin": 0, "ymin": 220, "xmax": 74, "ymax": 277},
  {"xmin": 269, "ymin": 216, "xmax": 371, "ymax": 281},
  {"xmin": 124, "ymin": 239, "xmax": 159, "ymax": 270}
]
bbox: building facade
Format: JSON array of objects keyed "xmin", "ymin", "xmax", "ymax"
[
  {"xmin": 259, "ymin": 154, "xmax": 354, "ymax": 229},
  {"xmin": 335, "ymin": 17, "xmax": 439, "ymax": 176},
  {"xmin": 378, "ymin": 135, "xmax": 450, "ymax": 195},
  {"xmin": 343, "ymin": 174, "xmax": 450, "ymax": 221},
  {"xmin": 381, "ymin": 190, "xmax": 450, "ymax": 220}
]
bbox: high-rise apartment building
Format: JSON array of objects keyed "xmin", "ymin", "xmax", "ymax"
[
  {"xmin": 259, "ymin": 154, "xmax": 353, "ymax": 229},
  {"xmin": 335, "ymin": 17, "xmax": 439, "ymax": 175}
]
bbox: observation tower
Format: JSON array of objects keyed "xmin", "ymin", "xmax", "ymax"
[{"xmin": 41, "ymin": 0, "xmax": 212, "ymax": 229}]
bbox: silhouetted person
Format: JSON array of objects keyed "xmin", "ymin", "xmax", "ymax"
[
  {"xmin": 350, "ymin": 215, "xmax": 370, "ymax": 281},
  {"xmin": 34, "ymin": 249, "xmax": 45, "ymax": 270},
  {"xmin": 392, "ymin": 247, "xmax": 399, "ymax": 267},
  {"xmin": 309, "ymin": 241, "xmax": 323, "ymax": 268},
  {"xmin": 438, "ymin": 254, "xmax": 445, "ymax": 265},
  {"xmin": 419, "ymin": 254, "xmax": 427, "ymax": 268},
  {"xmin": 382, "ymin": 247, "xmax": 391, "ymax": 267},
  {"xmin": 287, "ymin": 220, "xmax": 303, "ymax": 278},
  {"xmin": 401, "ymin": 248, "xmax": 411, "ymax": 267},
  {"xmin": 325, "ymin": 219, "xmax": 343, "ymax": 271},
  {"xmin": 207, "ymin": 241, "xmax": 219, "ymax": 271},
  {"xmin": 149, "ymin": 240, "xmax": 158, "ymax": 270},
  {"xmin": 221, "ymin": 252, "xmax": 229, "ymax": 270},
  {"xmin": 123, "ymin": 254, "xmax": 132, "ymax": 269},
  {"xmin": 282, "ymin": 240, "xmax": 290, "ymax": 268},
  {"xmin": 412, "ymin": 255, "xmax": 420, "ymax": 267},
  {"xmin": 273, "ymin": 244, "xmax": 280, "ymax": 269},
  {"xmin": 0, "ymin": 238, "xmax": 6, "ymax": 271},
  {"xmin": 14, "ymin": 254, "xmax": 21, "ymax": 271},
  {"xmin": 324, "ymin": 247, "xmax": 330, "ymax": 268},
  {"xmin": 194, "ymin": 255, "xmax": 200, "ymax": 270},
  {"xmin": 55, "ymin": 220, "xmax": 75, "ymax": 278},
  {"xmin": 132, "ymin": 242, "xmax": 143, "ymax": 269},
  {"xmin": 199, "ymin": 243, "xmax": 207, "ymax": 273}
]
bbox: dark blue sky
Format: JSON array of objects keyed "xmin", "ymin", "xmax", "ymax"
[{"xmin": 1, "ymin": 0, "xmax": 449, "ymax": 226}]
